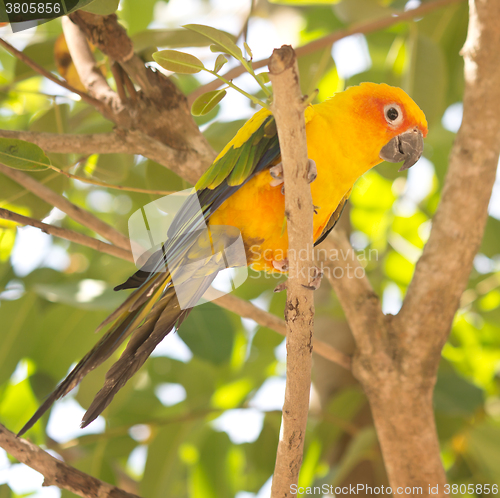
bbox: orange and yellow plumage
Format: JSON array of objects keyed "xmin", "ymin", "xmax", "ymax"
[{"xmin": 208, "ymin": 82, "xmax": 427, "ymax": 271}]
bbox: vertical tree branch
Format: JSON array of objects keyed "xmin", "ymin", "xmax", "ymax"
[
  {"xmin": 268, "ymin": 46, "xmax": 315, "ymax": 498},
  {"xmin": 398, "ymin": 0, "xmax": 500, "ymax": 353},
  {"xmin": 316, "ymin": 0, "xmax": 500, "ymax": 495}
]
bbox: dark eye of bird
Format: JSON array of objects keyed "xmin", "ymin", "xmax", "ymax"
[{"xmin": 386, "ymin": 107, "xmax": 399, "ymax": 121}]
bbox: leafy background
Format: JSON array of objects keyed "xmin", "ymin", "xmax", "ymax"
[{"xmin": 0, "ymin": 0, "xmax": 499, "ymax": 496}]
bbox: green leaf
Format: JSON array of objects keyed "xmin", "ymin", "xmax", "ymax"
[
  {"xmin": 0, "ymin": 169, "xmax": 68, "ymax": 220},
  {"xmin": 92, "ymin": 153, "xmax": 134, "ymax": 184},
  {"xmin": 191, "ymin": 90, "xmax": 227, "ymax": 117},
  {"xmin": 66, "ymin": 0, "xmax": 98, "ymax": 14},
  {"xmin": 179, "ymin": 303, "xmax": 234, "ymax": 364},
  {"xmin": 0, "ymin": 293, "xmax": 40, "ymax": 386},
  {"xmin": 191, "ymin": 431, "xmax": 232, "ymax": 498},
  {"xmin": 256, "ymin": 72, "xmax": 270, "ymax": 85},
  {"xmin": 466, "ymin": 421, "xmax": 500, "ymax": 482},
  {"xmin": 433, "ymin": 362, "xmax": 483, "ymax": 416},
  {"xmin": 28, "ymin": 302, "xmax": 107, "ymax": 381},
  {"xmin": 33, "ymin": 280, "xmax": 124, "ymax": 311},
  {"xmin": 214, "ymin": 54, "xmax": 228, "ymax": 73},
  {"xmin": 404, "ymin": 33, "xmax": 447, "ymax": 127},
  {"xmin": 132, "ymin": 29, "xmax": 238, "ymax": 53},
  {"xmin": 211, "ymin": 378, "xmax": 253, "ymax": 409},
  {"xmin": 0, "ymin": 138, "xmax": 50, "ymax": 171},
  {"xmin": 81, "ymin": 0, "xmax": 120, "ymax": 15},
  {"xmin": 244, "ymin": 42, "xmax": 253, "ymax": 59},
  {"xmin": 333, "ymin": 0, "xmax": 388, "ymax": 23},
  {"xmin": 119, "ymin": 0, "xmax": 157, "ymax": 35},
  {"xmin": 0, "ymin": 376, "xmax": 40, "ymax": 435},
  {"xmin": 142, "ymin": 422, "xmax": 196, "ymax": 498},
  {"xmin": 0, "ymin": 227, "xmax": 16, "ymax": 262},
  {"xmin": 331, "ymin": 427, "xmax": 377, "ymax": 486},
  {"xmin": 153, "ymin": 50, "xmax": 205, "ymax": 74},
  {"xmin": 14, "ymin": 39, "xmax": 57, "ymax": 81},
  {"xmin": 183, "ymin": 24, "xmax": 242, "ymax": 60},
  {"xmin": 202, "ymin": 119, "xmax": 247, "ymax": 153},
  {"xmin": 209, "ymin": 44, "xmax": 228, "ymax": 54}
]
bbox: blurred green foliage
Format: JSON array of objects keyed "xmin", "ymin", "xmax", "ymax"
[{"xmin": 0, "ymin": 0, "xmax": 499, "ymax": 496}]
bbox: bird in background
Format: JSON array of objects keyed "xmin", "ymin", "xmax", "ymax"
[{"xmin": 18, "ymin": 82, "xmax": 427, "ymax": 436}]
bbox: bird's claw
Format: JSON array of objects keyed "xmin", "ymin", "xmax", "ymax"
[
  {"xmin": 269, "ymin": 163, "xmax": 284, "ymax": 187},
  {"xmin": 273, "ymin": 259, "xmax": 288, "ymax": 292},
  {"xmin": 302, "ymin": 266, "xmax": 323, "ymax": 291},
  {"xmin": 306, "ymin": 159, "xmax": 317, "ymax": 183},
  {"xmin": 272, "ymin": 259, "xmax": 289, "ymax": 272},
  {"xmin": 274, "ymin": 281, "xmax": 287, "ymax": 293},
  {"xmin": 269, "ymin": 159, "xmax": 316, "ymax": 189}
]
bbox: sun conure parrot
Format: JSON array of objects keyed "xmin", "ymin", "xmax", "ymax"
[{"xmin": 18, "ymin": 82, "xmax": 427, "ymax": 436}]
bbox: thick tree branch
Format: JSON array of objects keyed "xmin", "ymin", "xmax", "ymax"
[
  {"xmin": 66, "ymin": 11, "xmax": 215, "ymax": 181},
  {"xmin": 0, "ymin": 424, "xmax": 141, "ymax": 498},
  {"xmin": 0, "ymin": 129, "xmax": 130, "ymax": 155},
  {"xmin": 268, "ymin": 46, "xmax": 315, "ymax": 498},
  {"xmin": 0, "ymin": 128, "xmax": 209, "ymax": 185},
  {"xmin": 188, "ymin": 0, "xmax": 464, "ymax": 104},
  {"xmin": 398, "ymin": 0, "xmax": 500, "ymax": 360},
  {"xmin": 320, "ymin": 233, "xmax": 385, "ymax": 357},
  {"xmin": 318, "ymin": 0, "xmax": 500, "ymax": 494},
  {"xmin": 0, "ymin": 164, "xmax": 131, "ymax": 251}
]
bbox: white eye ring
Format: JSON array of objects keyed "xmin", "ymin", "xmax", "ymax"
[{"xmin": 384, "ymin": 103, "xmax": 403, "ymax": 126}]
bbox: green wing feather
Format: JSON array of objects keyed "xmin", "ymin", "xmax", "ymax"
[{"xmin": 196, "ymin": 108, "xmax": 277, "ymax": 191}]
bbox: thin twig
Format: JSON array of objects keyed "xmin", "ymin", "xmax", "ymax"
[
  {"xmin": 0, "ymin": 129, "xmax": 129, "ymax": 155},
  {"xmin": 215, "ymin": 293, "xmax": 351, "ymax": 369},
  {"xmin": 0, "ymin": 163, "xmax": 131, "ymax": 251},
  {"xmin": 0, "ymin": 37, "xmax": 106, "ymax": 113},
  {"xmin": 111, "ymin": 61, "xmax": 128, "ymax": 102},
  {"xmin": 47, "ymin": 163, "xmax": 176, "ymax": 195},
  {"xmin": 188, "ymin": 0, "xmax": 464, "ymax": 104},
  {"xmin": 0, "ymin": 128, "xmax": 209, "ymax": 183},
  {"xmin": 0, "ymin": 208, "xmax": 132, "ymax": 262}
]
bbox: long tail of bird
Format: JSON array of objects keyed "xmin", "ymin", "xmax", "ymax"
[
  {"xmin": 18, "ymin": 201, "xmax": 235, "ymax": 436},
  {"xmin": 18, "ymin": 112, "xmax": 281, "ymax": 437}
]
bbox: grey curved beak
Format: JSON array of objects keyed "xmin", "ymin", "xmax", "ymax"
[{"xmin": 379, "ymin": 128, "xmax": 424, "ymax": 171}]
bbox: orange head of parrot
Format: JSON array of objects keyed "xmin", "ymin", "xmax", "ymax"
[{"xmin": 322, "ymin": 82, "xmax": 428, "ymax": 173}]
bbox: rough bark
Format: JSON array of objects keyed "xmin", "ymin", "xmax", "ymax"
[
  {"xmin": 66, "ymin": 11, "xmax": 215, "ymax": 183},
  {"xmin": 268, "ymin": 46, "xmax": 315, "ymax": 498},
  {"xmin": 322, "ymin": 0, "xmax": 500, "ymax": 495}
]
